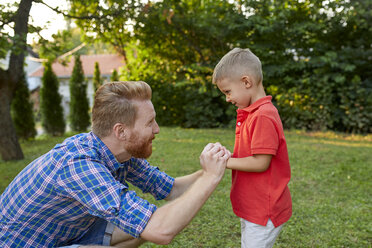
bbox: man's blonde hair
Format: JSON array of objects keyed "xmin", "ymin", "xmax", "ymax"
[
  {"xmin": 92, "ymin": 81, "xmax": 152, "ymax": 138},
  {"xmin": 212, "ymin": 48, "xmax": 263, "ymax": 85}
]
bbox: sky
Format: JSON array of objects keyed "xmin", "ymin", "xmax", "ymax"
[
  {"xmin": 3, "ymin": 0, "xmax": 69, "ymax": 44},
  {"xmin": 28, "ymin": 0, "xmax": 69, "ymax": 43}
]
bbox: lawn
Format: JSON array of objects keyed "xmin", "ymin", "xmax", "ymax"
[{"xmin": 0, "ymin": 127, "xmax": 371, "ymax": 247}]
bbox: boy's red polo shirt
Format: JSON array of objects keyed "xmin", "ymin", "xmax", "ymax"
[{"xmin": 231, "ymin": 96, "xmax": 292, "ymax": 227}]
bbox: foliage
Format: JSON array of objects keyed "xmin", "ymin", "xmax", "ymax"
[
  {"xmin": 240, "ymin": 0, "xmax": 372, "ymax": 133},
  {"xmin": 0, "ymin": 1, "xmax": 39, "ymax": 61},
  {"xmin": 120, "ymin": 0, "xmax": 244, "ymax": 127},
  {"xmin": 114, "ymin": 0, "xmax": 372, "ymax": 133},
  {"xmin": 1, "ymin": 128, "xmax": 371, "ymax": 246},
  {"xmin": 134, "ymin": 0, "xmax": 246, "ymax": 65},
  {"xmin": 69, "ymin": 54, "xmax": 90, "ymax": 132},
  {"xmin": 34, "ymin": 27, "xmax": 115, "ymax": 62},
  {"xmin": 93, "ymin": 61, "xmax": 102, "ymax": 94},
  {"xmin": 121, "ymin": 43, "xmax": 234, "ymax": 128},
  {"xmin": 4, "ymin": 0, "xmax": 370, "ymax": 134},
  {"xmin": 10, "ymin": 73, "xmax": 36, "ymax": 140},
  {"xmin": 0, "ymin": 0, "xmax": 34, "ymax": 161},
  {"xmin": 36, "ymin": 28, "xmax": 83, "ymax": 62},
  {"xmin": 110, "ymin": 68, "xmax": 119, "ymax": 81},
  {"xmin": 67, "ymin": 0, "xmax": 142, "ymax": 62},
  {"xmin": 40, "ymin": 62, "xmax": 65, "ymax": 136}
]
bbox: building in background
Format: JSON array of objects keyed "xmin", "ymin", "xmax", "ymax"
[{"xmin": 29, "ymin": 54, "xmax": 125, "ymax": 118}]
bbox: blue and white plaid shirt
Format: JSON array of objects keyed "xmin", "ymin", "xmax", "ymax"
[{"xmin": 0, "ymin": 132, "xmax": 174, "ymax": 248}]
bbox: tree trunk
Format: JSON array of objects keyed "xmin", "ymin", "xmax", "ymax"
[
  {"xmin": 0, "ymin": 79, "xmax": 24, "ymax": 160},
  {"xmin": 0, "ymin": 0, "xmax": 33, "ymax": 161}
]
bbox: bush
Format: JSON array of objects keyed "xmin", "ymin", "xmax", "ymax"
[
  {"xmin": 40, "ymin": 62, "xmax": 65, "ymax": 136},
  {"xmin": 69, "ymin": 55, "xmax": 90, "ymax": 132},
  {"xmin": 121, "ymin": 48, "xmax": 235, "ymax": 128},
  {"xmin": 11, "ymin": 73, "xmax": 37, "ymax": 139}
]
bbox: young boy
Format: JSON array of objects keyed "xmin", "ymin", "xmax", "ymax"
[{"xmin": 213, "ymin": 48, "xmax": 292, "ymax": 248}]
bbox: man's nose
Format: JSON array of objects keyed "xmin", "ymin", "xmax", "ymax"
[{"xmin": 153, "ymin": 121, "xmax": 160, "ymax": 134}]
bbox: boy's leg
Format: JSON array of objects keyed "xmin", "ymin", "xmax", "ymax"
[{"xmin": 240, "ymin": 218, "xmax": 283, "ymax": 248}]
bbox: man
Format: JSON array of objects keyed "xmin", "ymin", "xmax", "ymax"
[{"xmin": 0, "ymin": 81, "xmax": 229, "ymax": 248}]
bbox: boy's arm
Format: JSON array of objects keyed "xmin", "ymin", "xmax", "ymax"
[{"xmin": 227, "ymin": 154, "xmax": 272, "ymax": 172}]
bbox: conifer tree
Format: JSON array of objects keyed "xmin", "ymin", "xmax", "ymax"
[
  {"xmin": 40, "ymin": 62, "xmax": 65, "ymax": 136},
  {"xmin": 11, "ymin": 72, "xmax": 37, "ymax": 140},
  {"xmin": 110, "ymin": 69, "xmax": 119, "ymax": 81},
  {"xmin": 93, "ymin": 61, "xmax": 102, "ymax": 94},
  {"xmin": 69, "ymin": 54, "xmax": 90, "ymax": 132}
]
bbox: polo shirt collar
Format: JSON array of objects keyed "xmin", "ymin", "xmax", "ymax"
[{"xmin": 239, "ymin": 96, "xmax": 272, "ymax": 113}]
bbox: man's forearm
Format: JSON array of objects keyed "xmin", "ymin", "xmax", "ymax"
[
  {"xmin": 140, "ymin": 142, "xmax": 228, "ymax": 245},
  {"xmin": 165, "ymin": 169, "xmax": 203, "ymax": 201},
  {"xmin": 140, "ymin": 172, "xmax": 221, "ymax": 244}
]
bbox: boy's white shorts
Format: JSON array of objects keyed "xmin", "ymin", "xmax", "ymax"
[{"xmin": 240, "ymin": 218, "xmax": 284, "ymax": 248}]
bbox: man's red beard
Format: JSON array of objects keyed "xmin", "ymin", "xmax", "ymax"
[{"xmin": 124, "ymin": 132, "xmax": 154, "ymax": 159}]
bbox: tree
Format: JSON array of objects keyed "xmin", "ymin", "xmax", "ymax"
[
  {"xmin": 0, "ymin": 0, "xmax": 33, "ymax": 160},
  {"xmin": 67, "ymin": 0, "xmax": 143, "ymax": 63},
  {"xmin": 93, "ymin": 61, "xmax": 102, "ymax": 94},
  {"xmin": 237, "ymin": 0, "xmax": 372, "ymax": 133},
  {"xmin": 11, "ymin": 72, "xmax": 36, "ymax": 140},
  {"xmin": 123, "ymin": 0, "xmax": 371, "ymax": 132},
  {"xmin": 69, "ymin": 54, "xmax": 90, "ymax": 132},
  {"xmin": 121, "ymin": 0, "xmax": 246, "ymax": 127},
  {"xmin": 110, "ymin": 69, "xmax": 119, "ymax": 81},
  {"xmin": 40, "ymin": 62, "xmax": 65, "ymax": 136},
  {"xmin": 134, "ymin": 0, "xmax": 246, "ymax": 66},
  {"xmin": 0, "ymin": 0, "xmax": 112, "ymax": 160}
]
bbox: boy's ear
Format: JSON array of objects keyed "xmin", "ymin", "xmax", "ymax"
[
  {"xmin": 241, "ymin": 76, "xmax": 253, "ymax": 89},
  {"xmin": 113, "ymin": 123, "xmax": 127, "ymax": 140}
]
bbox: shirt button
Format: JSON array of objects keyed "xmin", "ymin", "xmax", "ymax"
[{"xmin": 237, "ymin": 122, "xmax": 241, "ymax": 126}]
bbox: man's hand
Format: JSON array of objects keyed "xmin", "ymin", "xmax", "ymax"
[
  {"xmin": 199, "ymin": 142, "xmax": 229, "ymax": 181},
  {"xmin": 140, "ymin": 142, "xmax": 231, "ymax": 245}
]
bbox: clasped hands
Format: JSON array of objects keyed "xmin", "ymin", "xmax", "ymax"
[{"xmin": 199, "ymin": 142, "xmax": 231, "ymax": 180}]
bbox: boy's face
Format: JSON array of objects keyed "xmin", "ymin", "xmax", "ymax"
[{"xmin": 216, "ymin": 77, "xmax": 252, "ymax": 109}]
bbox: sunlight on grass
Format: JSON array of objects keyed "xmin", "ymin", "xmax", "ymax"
[{"xmin": 293, "ymin": 130, "xmax": 372, "ymax": 142}]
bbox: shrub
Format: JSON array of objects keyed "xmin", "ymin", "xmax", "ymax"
[
  {"xmin": 40, "ymin": 62, "xmax": 65, "ymax": 136},
  {"xmin": 69, "ymin": 55, "xmax": 90, "ymax": 132},
  {"xmin": 11, "ymin": 72, "xmax": 37, "ymax": 139}
]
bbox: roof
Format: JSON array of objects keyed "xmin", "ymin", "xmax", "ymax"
[{"xmin": 29, "ymin": 54, "xmax": 125, "ymax": 78}]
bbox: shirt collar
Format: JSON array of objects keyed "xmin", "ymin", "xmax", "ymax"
[
  {"xmin": 90, "ymin": 132, "xmax": 123, "ymax": 171},
  {"xmin": 238, "ymin": 96, "xmax": 272, "ymax": 113}
]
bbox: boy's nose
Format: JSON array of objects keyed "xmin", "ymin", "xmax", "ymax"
[{"xmin": 226, "ymin": 96, "xmax": 231, "ymax": 102}]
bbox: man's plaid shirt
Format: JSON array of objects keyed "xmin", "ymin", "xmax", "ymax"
[{"xmin": 0, "ymin": 132, "xmax": 174, "ymax": 248}]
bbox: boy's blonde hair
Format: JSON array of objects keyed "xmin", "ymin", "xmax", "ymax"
[
  {"xmin": 92, "ymin": 81, "xmax": 152, "ymax": 138},
  {"xmin": 212, "ymin": 48, "xmax": 263, "ymax": 85}
]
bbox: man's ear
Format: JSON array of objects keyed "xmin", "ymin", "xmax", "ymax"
[
  {"xmin": 241, "ymin": 76, "xmax": 253, "ymax": 89},
  {"xmin": 113, "ymin": 123, "xmax": 127, "ymax": 140}
]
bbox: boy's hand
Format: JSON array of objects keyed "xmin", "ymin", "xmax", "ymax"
[
  {"xmin": 199, "ymin": 143, "xmax": 228, "ymax": 180},
  {"xmin": 220, "ymin": 145, "xmax": 232, "ymax": 160}
]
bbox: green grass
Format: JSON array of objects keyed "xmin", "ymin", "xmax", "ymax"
[{"xmin": 1, "ymin": 128, "xmax": 371, "ymax": 247}]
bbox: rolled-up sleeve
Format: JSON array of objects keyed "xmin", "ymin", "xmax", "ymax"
[{"xmin": 126, "ymin": 158, "xmax": 174, "ymax": 200}]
